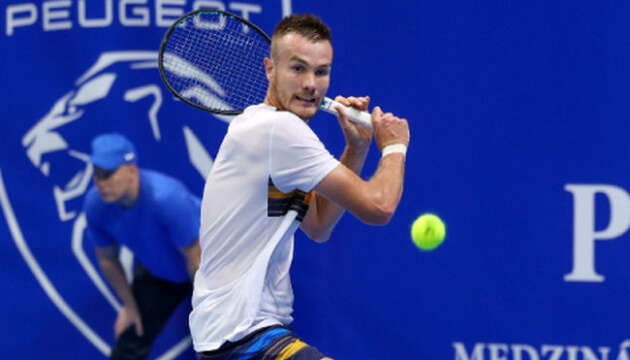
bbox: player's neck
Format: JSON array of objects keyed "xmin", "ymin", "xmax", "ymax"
[{"xmin": 264, "ymin": 90, "xmax": 281, "ymax": 110}]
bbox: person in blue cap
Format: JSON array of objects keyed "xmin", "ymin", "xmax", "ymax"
[{"xmin": 83, "ymin": 133, "xmax": 201, "ymax": 360}]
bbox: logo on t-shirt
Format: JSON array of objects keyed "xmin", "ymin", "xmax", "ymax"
[{"xmin": 268, "ymin": 178, "xmax": 312, "ymax": 221}]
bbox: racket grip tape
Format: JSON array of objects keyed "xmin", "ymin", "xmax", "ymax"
[{"xmin": 320, "ymin": 97, "xmax": 373, "ymax": 129}]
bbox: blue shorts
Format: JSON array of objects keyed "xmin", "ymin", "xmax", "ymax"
[{"xmin": 197, "ymin": 325, "xmax": 327, "ymax": 360}]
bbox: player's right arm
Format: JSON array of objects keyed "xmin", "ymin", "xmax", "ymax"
[
  {"xmin": 94, "ymin": 245, "xmax": 144, "ymax": 337},
  {"xmin": 178, "ymin": 240, "xmax": 201, "ymax": 280},
  {"xmin": 311, "ymin": 106, "xmax": 409, "ymax": 226}
]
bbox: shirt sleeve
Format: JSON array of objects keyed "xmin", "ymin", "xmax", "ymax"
[
  {"xmin": 269, "ymin": 113, "xmax": 340, "ymax": 193},
  {"xmin": 160, "ymin": 189, "xmax": 201, "ymax": 248},
  {"xmin": 85, "ymin": 225, "xmax": 115, "ymax": 247}
]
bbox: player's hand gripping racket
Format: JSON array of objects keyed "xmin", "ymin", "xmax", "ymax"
[{"xmin": 158, "ymin": 9, "xmax": 372, "ymax": 129}]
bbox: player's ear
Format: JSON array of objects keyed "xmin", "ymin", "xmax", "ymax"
[{"xmin": 263, "ymin": 57, "xmax": 273, "ymax": 81}]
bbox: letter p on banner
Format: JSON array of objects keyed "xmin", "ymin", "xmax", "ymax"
[
  {"xmin": 6, "ymin": 4, "xmax": 38, "ymax": 36},
  {"xmin": 564, "ymin": 184, "xmax": 630, "ymax": 282}
]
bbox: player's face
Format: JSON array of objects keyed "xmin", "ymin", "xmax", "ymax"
[
  {"xmin": 265, "ymin": 33, "xmax": 332, "ymax": 121},
  {"xmin": 93, "ymin": 165, "xmax": 135, "ymax": 203}
]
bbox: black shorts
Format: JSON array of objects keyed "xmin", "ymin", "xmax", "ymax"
[{"xmin": 197, "ymin": 325, "xmax": 327, "ymax": 360}]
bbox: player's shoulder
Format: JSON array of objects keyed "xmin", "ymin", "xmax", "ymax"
[
  {"xmin": 142, "ymin": 169, "xmax": 184, "ymax": 194},
  {"xmin": 140, "ymin": 169, "xmax": 200, "ymax": 221},
  {"xmin": 237, "ymin": 103, "xmax": 302, "ymax": 127},
  {"xmin": 228, "ymin": 103, "xmax": 316, "ymax": 147},
  {"xmin": 271, "ymin": 111, "xmax": 318, "ymax": 141},
  {"xmin": 141, "ymin": 169, "xmax": 196, "ymax": 202}
]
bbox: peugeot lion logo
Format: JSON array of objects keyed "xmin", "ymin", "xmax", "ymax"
[{"xmin": 1, "ymin": 51, "xmax": 224, "ymax": 358}]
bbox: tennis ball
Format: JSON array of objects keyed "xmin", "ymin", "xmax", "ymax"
[{"xmin": 411, "ymin": 213, "xmax": 446, "ymax": 251}]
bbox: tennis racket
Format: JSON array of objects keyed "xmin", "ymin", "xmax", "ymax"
[{"xmin": 158, "ymin": 8, "xmax": 373, "ymax": 129}]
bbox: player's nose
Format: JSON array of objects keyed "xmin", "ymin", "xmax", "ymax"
[{"xmin": 301, "ymin": 72, "xmax": 316, "ymax": 90}]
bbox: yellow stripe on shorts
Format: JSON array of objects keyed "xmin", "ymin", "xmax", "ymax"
[{"xmin": 275, "ymin": 339, "xmax": 307, "ymax": 360}]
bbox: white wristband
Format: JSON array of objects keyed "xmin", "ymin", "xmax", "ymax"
[{"xmin": 381, "ymin": 143, "xmax": 407, "ymax": 157}]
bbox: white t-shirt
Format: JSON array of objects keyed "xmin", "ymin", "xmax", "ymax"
[{"xmin": 190, "ymin": 103, "xmax": 340, "ymax": 351}]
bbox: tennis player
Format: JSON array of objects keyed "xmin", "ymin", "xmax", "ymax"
[
  {"xmin": 191, "ymin": 14, "xmax": 410, "ymax": 359},
  {"xmin": 83, "ymin": 133, "xmax": 201, "ymax": 360}
]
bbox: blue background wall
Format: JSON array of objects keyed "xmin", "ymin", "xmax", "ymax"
[{"xmin": 2, "ymin": 1, "xmax": 629, "ymax": 359}]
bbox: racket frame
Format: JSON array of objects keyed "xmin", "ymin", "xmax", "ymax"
[{"xmin": 158, "ymin": 8, "xmax": 271, "ymax": 115}]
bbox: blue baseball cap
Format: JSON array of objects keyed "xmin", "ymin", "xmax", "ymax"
[{"xmin": 90, "ymin": 133, "xmax": 137, "ymax": 171}]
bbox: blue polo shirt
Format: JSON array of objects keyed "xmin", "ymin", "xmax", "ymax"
[{"xmin": 84, "ymin": 169, "xmax": 200, "ymax": 283}]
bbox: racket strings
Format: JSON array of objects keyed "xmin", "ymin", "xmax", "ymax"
[{"xmin": 162, "ymin": 12, "xmax": 270, "ymax": 113}]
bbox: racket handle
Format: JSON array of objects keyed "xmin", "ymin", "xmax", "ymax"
[{"xmin": 320, "ymin": 97, "xmax": 373, "ymax": 129}]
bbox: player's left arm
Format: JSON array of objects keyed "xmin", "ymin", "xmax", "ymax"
[
  {"xmin": 179, "ymin": 240, "xmax": 201, "ymax": 280},
  {"xmin": 300, "ymin": 96, "xmax": 372, "ymax": 242},
  {"xmin": 162, "ymin": 187, "xmax": 202, "ymax": 280}
]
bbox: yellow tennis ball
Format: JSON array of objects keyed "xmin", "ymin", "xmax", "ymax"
[{"xmin": 411, "ymin": 213, "xmax": 446, "ymax": 251}]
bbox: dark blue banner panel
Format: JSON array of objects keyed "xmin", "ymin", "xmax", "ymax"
[{"xmin": 2, "ymin": 1, "xmax": 629, "ymax": 359}]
